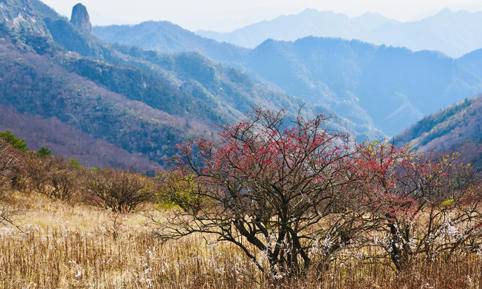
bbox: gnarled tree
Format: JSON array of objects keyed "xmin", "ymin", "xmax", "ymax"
[{"xmin": 159, "ymin": 110, "xmax": 377, "ymax": 279}]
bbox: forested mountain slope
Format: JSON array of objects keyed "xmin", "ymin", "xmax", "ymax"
[
  {"xmin": 0, "ymin": 106, "xmax": 161, "ymax": 171},
  {"xmin": 394, "ymin": 95, "xmax": 482, "ymax": 170},
  {"xmin": 95, "ymin": 19, "xmax": 482, "ymax": 136},
  {"xmin": 241, "ymin": 37, "xmax": 482, "ymax": 136},
  {"xmin": 0, "ymin": 0, "xmax": 380, "ymax": 170}
]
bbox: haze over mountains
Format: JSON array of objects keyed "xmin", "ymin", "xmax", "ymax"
[
  {"xmin": 94, "ymin": 21, "xmax": 248, "ymax": 64},
  {"xmin": 198, "ymin": 8, "xmax": 482, "ymax": 58},
  {"xmin": 95, "ymin": 20, "xmax": 482, "ymax": 136}
]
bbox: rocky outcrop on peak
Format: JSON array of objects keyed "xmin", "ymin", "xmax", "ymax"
[{"xmin": 70, "ymin": 3, "xmax": 91, "ymax": 34}]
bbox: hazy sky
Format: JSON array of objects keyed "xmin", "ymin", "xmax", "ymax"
[{"xmin": 41, "ymin": 0, "xmax": 482, "ymax": 32}]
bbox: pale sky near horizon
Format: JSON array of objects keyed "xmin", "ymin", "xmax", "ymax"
[{"xmin": 41, "ymin": 0, "xmax": 482, "ymax": 32}]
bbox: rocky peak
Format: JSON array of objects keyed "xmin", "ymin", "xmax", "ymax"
[{"xmin": 70, "ymin": 3, "xmax": 91, "ymax": 34}]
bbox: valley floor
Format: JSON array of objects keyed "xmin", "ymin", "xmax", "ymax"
[{"xmin": 0, "ymin": 192, "xmax": 480, "ymax": 289}]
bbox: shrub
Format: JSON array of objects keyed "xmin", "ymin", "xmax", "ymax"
[
  {"xmin": 0, "ymin": 131, "xmax": 28, "ymax": 152},
  {"xmin": 24, "ymin": 155, "xmax": 78, "ymax": 201},
  {"xmin": 49, "ymin": 166, "xmax": 78, "ymax": 201},
  {"xmin": 69, "ymin": 159, "xmax": 82, "ymax": 170},
  {"xmin": 37, "ymin": 147, "xmax": 52, "ymax": 158},
  {"xmin": 158, "ymin": 109, "xmax": 482, "ymax": 281},
  {"xmin": 357, "ymin": 144, "xmax": 481, "ymax": 271},
  {"xmin": 156, "ymin": 170, "xmax": 198, "ymax": 209},
  {"xmin": 0, "ymin": 141, "xmax": 13, "ymax": 187},
  {"xmin": 87, "ymin": 170, "xmax": 153, "ymax": 213},
  {"xmin": 0, "ymin": 139, "xmax": 24, "ymax": 192}
]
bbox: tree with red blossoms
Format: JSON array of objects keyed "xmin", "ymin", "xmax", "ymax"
[
  {"xmin": 357, "ymin": 143, "xmax": 481, "ymax": 271},
  {"xmin": 159, "ymin": 110, "xmax": 377, "ymax": 279}
]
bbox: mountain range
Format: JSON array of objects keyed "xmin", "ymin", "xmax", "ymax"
[
  {"xmin": 0, "ymin": 0, "xmax": 480, "ymax": 170},
  {"xmin": 0, "ymin": 0, "xmax": 380, "ymax": 171},
  {"xmin": 198, "ymin": 8, "xmax": 482, "ymax": 58},
  {"xmin": 94, "ymin": 21, "xmax": 482, "ymax": 136}
]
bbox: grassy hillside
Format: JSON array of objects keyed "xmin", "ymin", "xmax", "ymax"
[{"xmin": 0, "ymin": 191, "xmax": 478, "ymax": 289}]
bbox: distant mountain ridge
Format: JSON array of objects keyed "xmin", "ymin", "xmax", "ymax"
[
  {"xmin": 197, "ymin": 8, "xmax": 482, "ymax": 58},
  {"xmin": 2, "ymin": 0, "xmax": 480, "ymax": 171},
  {"xmin": 242, "ymin": 37, "xmax": 481, "ymax": 136},
  {"xmin": 198, "ymin": 10, "xmax": 395, "ymax": 49},
  {"xmin": 94, "ymin": 19, "xmax": 482, "ymax": 136},
  {"xmin": 94, "ymin": 21, "xmax": 248, "ymax": 63},
  {"xmin": 394, "ymin": 95, "xmax": 482, "ymax": 170}
]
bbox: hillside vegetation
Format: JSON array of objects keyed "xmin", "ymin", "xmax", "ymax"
[
  {"xmin": 394, "ymin": 95, "xmax": 482, "ymax": 170},
  {"xmin": 1, "ymin": 2, "xmax": 480, "ymax": 289},
  {"xmin": 1, "ymin": 192, "xmax": 479, "ymax": 289},
  {"xmin": 0, "ymin": 107, "xmax": 160, "ymax": 171}
]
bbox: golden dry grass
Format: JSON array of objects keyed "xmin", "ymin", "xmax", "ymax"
[{"xmin": 0, "ymin": 192, "xmax": 480, "ymax": 289}]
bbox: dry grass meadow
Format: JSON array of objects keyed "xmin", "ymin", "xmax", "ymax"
[{"xmin": 0, "ymin": 191, "xmax": 480, "ymax": 289}]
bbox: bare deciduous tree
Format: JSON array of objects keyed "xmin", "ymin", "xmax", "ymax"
[
  {"xmin": 358, "ymin": 144, "xmax": 481, "ymax": 271},
  {"xmin": 0, "ymin": 140, "xmax": 20, "ymax": 191},
  {"xmin": 88, "ymin": 169, "xmax": 153, "ymax": 213},
  {"xmin": 24, "ymin": 156, "xmax": 78, "ymax": 201},
  {"xmin": 0, "ymin": 140, "xmax": 23, "ymax": 232}
]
